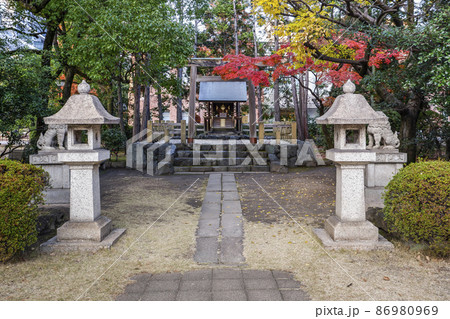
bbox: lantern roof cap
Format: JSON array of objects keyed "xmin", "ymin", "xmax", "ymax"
[
  {"xmin": 316, "ymin": 80, "xmax": 385, "ymax": 125},
  {"xmin": 45, "ymin": 80, "xmax": 120, "ymax": 125}
]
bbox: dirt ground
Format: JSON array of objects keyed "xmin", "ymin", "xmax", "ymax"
[
  {"xmin": 237, "ymin": 166, "xmax": 336, "ymax": 227},
  {"xmin": 0, "ymin": 169, "xmax": 209, "ymax": 300},
  {"xmin": 0, "ymin": 167, "xmax": 448, "ymax": 301},
  {"xmin": 237, "ymin": 167, "xmax": 449, "ymax": 301}
]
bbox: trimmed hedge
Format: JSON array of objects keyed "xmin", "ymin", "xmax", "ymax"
[
  {"xmin": 383, "ymin": 160, "xmax": 450, "ymax": 256},
  {"xmin": 0, "ymin": 159, "xmax": 48, "ymax": 262}
]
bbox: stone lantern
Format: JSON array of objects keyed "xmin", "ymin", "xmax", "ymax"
[
  {"xmin": 314, "ymin": 80, "xmax": 393, "ymax": 250},
  {"xmin": 41, "ymin": 80, "xmax": 125, "ymax": 252}
]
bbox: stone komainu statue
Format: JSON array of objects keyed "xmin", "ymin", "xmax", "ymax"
[
  {"xmin": 37, "ymin": 124, "xmax": 67, "ymax": 150},
  {"xmin": 367, "ymin": 112, "xmax": 400, "ymax": 149}
]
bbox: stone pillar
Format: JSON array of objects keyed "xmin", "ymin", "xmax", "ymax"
[
  {"xmin": 314, "ymin": 149, "xmax": 390, "ymax": 249},
  {"xmin": 30, "ymin": 151, "xmax": 70, "ymax": 204},
  {"xmin": 68, "ymin": 164, "xmax": 101, "ymax": 222},
  {"xmin": 258, "ymin": 122, "xmax": 264, "ymax": 144},
  {"xmin": 365, "ymin": 151, "xmax": 407, "ymax": 209},
  {"xmin": 335, "ymin": 164, "xmax": 366, "ymax": 221},
  {"xmin": 325, "ymin": 163, "xmax": 378, "ymax": 241},
  {"xmin": 180, "ymin": 120, "xmax": 186, "ymax": 144}
]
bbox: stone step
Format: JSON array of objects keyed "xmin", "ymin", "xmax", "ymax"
[
  {"xmin": 174, "ymin": 157, "xmax": 268, "ymax": 167},
  {"xmin": 176, "ymin": 150, "xmax": 268, "ymax": 158},
  {"xmin": 174, "ymin": 144, "xmax": 262, "ymax": 152},
  {"xmin": 174, "ymin": 166, "xmax": 270, "ymax": 173}
]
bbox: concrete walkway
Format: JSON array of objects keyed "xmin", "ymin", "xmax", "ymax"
[
  {"xmin": 116, "ymin": 269, "xmax": 310, "ymax": 301},
  {"xmin": 194, "ymin": 173, "xmax": 245, "ymax": 264}
]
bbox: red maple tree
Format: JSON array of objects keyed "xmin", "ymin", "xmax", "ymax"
[{"xmin": 213, "ymin": 37, "xmax": 409, "ymax": 89}]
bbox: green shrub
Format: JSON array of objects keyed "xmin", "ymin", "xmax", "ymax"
[
  {"xmin": 0, "ymin": 159, "xmax": 48, "ymax": 262},
  {"xmin": 383, "ymin": 160, "xmax": 450, "ymax": 256},
  {"xmin": 102, "ymin": 128, "xmax": 126, "ymax": 161}
]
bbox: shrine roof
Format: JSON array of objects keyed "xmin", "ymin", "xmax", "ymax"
[{"xmin": 199, "ymin": 81, "xmax": 247, "ymax": 102}]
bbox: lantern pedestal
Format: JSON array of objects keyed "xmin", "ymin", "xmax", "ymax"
[
  {"xmin": 313, "ymin": 149, "xmax": 393, "ymax": 250},
  {"xmin": 365, "ymin": 150, "xmax": 407, "ymax": 209},
  {"xmin": 41, "ymin": 149, "xmax": 126, "ymax": 253}
]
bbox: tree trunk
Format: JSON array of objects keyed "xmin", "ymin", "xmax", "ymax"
[
  {"xmin": 188, "ymin": 65, "xmax": 197, "ymax": 141},
  {"xmin": 62, "ymin": 66, "xmax": 76, "ymax": 104},
  {"xmin": 233, "ymin": 0, "xmax": 239, "ymax": 55},
  {"xmin": 399, "ymin": 106, "xmax": 420, "ymax": 163},
  {"xmin": 301, "ymin": 72, "xmax": 309, "ymax": 139},
  {"xmin": 176, "ymin": 67, "xmax": 183, "ymax": 123},
  {"xmin": 292, "ymin": 77, "xmax": 302, "ymax": 140},
  {"xmin": 316, "ymin": 101, "xmax": 333, "ymax": 149},
  {"xmin": 376, "ymin": 85, "xmax": 423, "ymax": 163},
  {"xmin": 35, "ymin": 24, "xmax": 56, "ymax": 138},
  {"xmin": 407, "ymin": 0, "xmax": 414, "ymax": 24},
  {"xmin": 257, "ymin": 87, "xmax": 263, "ymax": 120},
  {"xmin": 158, "ymin": 92, "xmax": 163, "ymax": 122},
  {"xmin": 194, "ymin": 16, "xmax": 198, "ymax": 57},
  {"xmin": 106, "ymin": 84, "xmax": 114, "ymax": 116},
  {"xmin": 132, "ymin": 67, "xmax": 141, "ymax": 137},
  {"xmin": 117, "ymin": 78, "xmax": 125, "ymax": 134},
  {"xmin": 142, "ymin": 85, "xmax": 150, "ymax": 130},
  {"xmin": 248, "ymin": 81, "xmax": 257, "ymax": 143},
  {"xmin": 446, "ymin": 137, "xmax": 450, "ymax": 160},
  {"xmin": 273, "ymin": 20, "xmax": 280, "ymax": 121}
]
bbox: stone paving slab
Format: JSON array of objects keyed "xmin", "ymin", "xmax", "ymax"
[
  {"xmin": 197, "ymin": 219, "xmax": 220, "ymax": 237},
  {"xmin": 213, "ymin": 268, "xmax": 243, "ymax": 279},
  {"xmin": 222, "ymin": 175, "xmax": 236, "ymax": 183},
  {"xmin": 242, "ymin": 270, "xmax": 274, "ymax": 279},
  {"xmin": 141, "ymin": 291, "xmax": 177, "ymax": 301},
  {"xmin": 207, "ymin": 179, "xmax": 221, "ymax": 185},
  {"xmin": 244, "ymin": 278, "xmax": 278, "ymax": 290},
  {"xmin": 206, "ymin": 184, "xmax": 221, "ymax": 192},
  {"xmin": 212, "ymin": 290, "xmax": 247, "ymax": 301},
  {"xmin": 276, "ymin": 278, "xmax": 302, "ymax": 289},
  {"xmin": 177, "ymin": 291, "xmax": 211, "ymax": 301},
  {"xmin": 194, "ymin": 237, "xmax": 219, "ymax": 263},
  {"xmin": 182, "ymin": 269, "xmax": 212, "ymax": 281},
  {"xmin": 247, "ymin": 289, "xmax": 282, "ymax": 301},
  {"xmin": 199, "ymin": 211, "xmax": 220, "ymax": 220},
  {"xmin": 179, "ymin": 280, "xmax": 212, "ymax": 291},
  {"xmin": 221, "ymin": 214, "xmax": 243, "ymax": 228},
  {"xmin": 201, "ymin": 202, "xmax": 221, "ymax": 212},
  {"xmin": 219, "ymin": 238, "xmax": 245, "ymax": 264},
  {"xmin": 146, "ymin": 279, "xmax": 180, "ymax": 291},
  {"xmin": 221, "ymin": 225, "xmax": 243, "ymax": 238},
  {"xmin": 212, "ymin": 278, "xmax": 244, "ymax": 291},
  {"xmin": 222, "ymin": 200, "xmax": 242, "ymax": 214},
  {"xmin": 222, "ymin": 183, "xmax": 238, "ymax": 192},
  {"xmin": 223, "ymin": 191, "xmax": 240, "ymax": 201},
  {"xmin": 195, "ymin": 173, "xmax": 245, "ymax": 265},
  {"xmin": 203, "ymin": 192, "xmax": 221, "ymax": 203},
  {"xmin": 116, "ymin": 270, "xmax": 310, "ymax": 301},
  {"xmin": 280, "ymin": 290, "xmax": 311, "ymax": 301}
]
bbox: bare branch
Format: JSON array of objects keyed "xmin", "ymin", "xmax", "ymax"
[{"xmin": 304, "ymin": 42, "xmax": 367, "ymax": 66}]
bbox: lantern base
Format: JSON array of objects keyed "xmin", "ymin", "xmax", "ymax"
[
  {"xmin": 313, "ymin": 228, "xmax": 393, "ymax": 251},
  {"xmin": 40, "ymin": 228, "xmax": 126, "ymax": 253},
  {"xmin": 324, "ymin": 215, "xmax": 379, "ymax": 241},
  {"xmin": 57, "ymin": 215, "xmax": 112, "ymax": 242}
]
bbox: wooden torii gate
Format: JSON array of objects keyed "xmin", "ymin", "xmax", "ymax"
[{"xmin": 187, "ymin": 58, "xmax": 257, "ymax": 143}]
